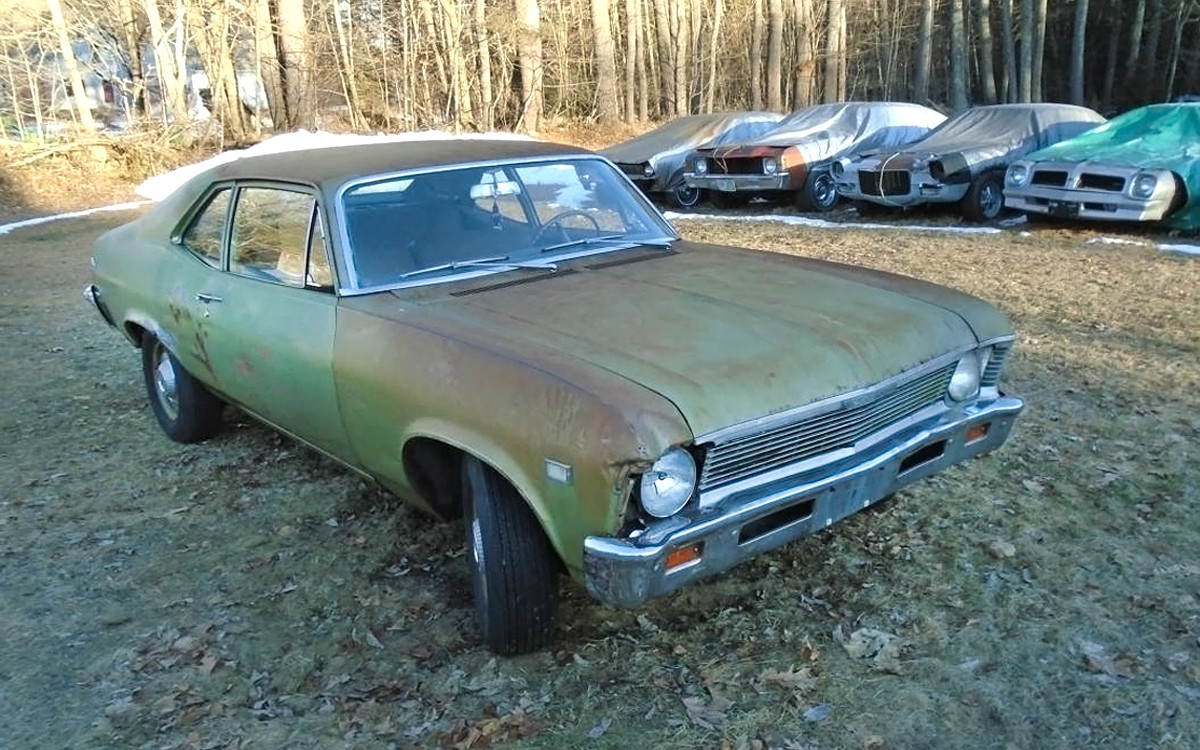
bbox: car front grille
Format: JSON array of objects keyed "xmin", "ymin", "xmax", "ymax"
[
  {"xmin": 858, "ymin": 170, "xmax": 911, "ymax": 196},
  {"xmin": 708, "ymin": 157, "xmax": 763, "ymax": 175},
  {"xmin": 1077, "ymin": 173, "xmax": 1125, "ymax": 191},
  {"xmin": 1030, "ymin": 170, "xmax": 1068, "ymax": 187},
  {"xmin": 698, "ymin": 363, "xmax": 957, "ymax": 492}
]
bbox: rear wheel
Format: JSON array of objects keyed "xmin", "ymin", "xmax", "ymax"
[
  {"xmin": 667, "ymin": 183, "xmax": 704, "ymax": 209},
  {"xmin": 794, "ymin": 168, "xmax": 839, "ymax": 212},
  {"xmin": 961, "ymin": 170, "xmax": 1006, "ymax": 222},
  {"xmin": 462, "ymin": 455, "xmax": 559, "ymax": 655},
  {"xmin": 140, "ymin": 332, "xmax": 223, "ymax": 443}
]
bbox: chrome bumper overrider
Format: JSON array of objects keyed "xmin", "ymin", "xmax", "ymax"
[
  {"xmin": 83, "ymin": 284, "xmax": 116, "ymax": 327},
  {"xmin": 584, "ymin": 396, "xmax": 1023, "ymax": 608}
]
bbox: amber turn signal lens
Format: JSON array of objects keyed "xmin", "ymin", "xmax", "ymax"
[
  {"xmin": 665, "ymin": 543, "xmax": 703, "ymax": 571},
  {"xmin": 966, "ymin": 423, "xmax": 990, "ymax": 443}
]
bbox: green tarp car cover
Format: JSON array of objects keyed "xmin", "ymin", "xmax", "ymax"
[{"xmin": 1025, "ymin": 103, "xmax": 1200, "ymax": 230}]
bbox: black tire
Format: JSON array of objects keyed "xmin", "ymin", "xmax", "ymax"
[
  {"xmin": 141, "ymin": 332, "xmax": 223, "ymax": 443},
  {"xmin": 666, "ymin": 183, "xmax": 704, "ymax": 209},
  {"xmin": 462, "ymin": 455, "xmax": 559, "ymax": 655},
  {"xmin": 710, "ymin": 191, "xmax": 748, "ymax": 210},
  {"xmin": 794, "ymin": 168, "xmax": 839, "ymax": 212},
  {"xmin": 961, "ymin": 170, "xmax": 1006, "ymax": 222}
]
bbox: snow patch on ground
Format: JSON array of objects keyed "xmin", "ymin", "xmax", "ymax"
[
  {"xmin": 664, "ymin": 210, "xmax": 1004, "ymax": 235},
  {"xmin": 0, "ymin": 201, "xmax": 151, "ymax": 236}
]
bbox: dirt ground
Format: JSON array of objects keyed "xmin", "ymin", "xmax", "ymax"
[{"xmin": 2, "ymin": 155, "xmax": 1200, "ymax": 749}]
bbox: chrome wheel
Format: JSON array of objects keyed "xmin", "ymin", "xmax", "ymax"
[{"xmin": 151, "ymin": 341, "xmax": 180, "ymax": 421}]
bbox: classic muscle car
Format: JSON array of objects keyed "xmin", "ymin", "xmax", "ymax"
[
  {"xmin": 1004, "ymin": 102, "xmax": 1200, "ymax": 230},
  {"xmin": 835, "ymin": 103, "xmax": 1106, "ymax": 221},
  {"xmin": 600, "ymin": 111, "xmax": 782, "ymax": 208},
  {"xmin": 683, "ymin": 101, "xmax": 945, "ymax": 211},
  {"xmin": 86, "ymin": 138, "xmax": 1023, "ymax": 655}
]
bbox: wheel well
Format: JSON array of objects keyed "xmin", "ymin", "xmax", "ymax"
[
  {"xmin": 402, "ymin": 437, "xmax": 467, "ymax": 521},
  {"xmin": 124, "ymin": 321, "xmax": 149, "ymax": 348},
  {"xmin": 1170, "ymin": 173, "xmax": 1189, "ymax": 215}
]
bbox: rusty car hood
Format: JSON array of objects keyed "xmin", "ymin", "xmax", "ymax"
[{"xmin": 387, "ymin": 243, "xmax": 1009, "ymax": 437}]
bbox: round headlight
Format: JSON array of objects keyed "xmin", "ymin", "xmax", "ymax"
[
  {"xmin": 1007, "ymin": 163, "xmax": 1030, "ymax": 187},
  {"xmin": 694, "ymin": 158, "xmax": 709, "ymax": 175},
  {"xmin": 763, "ymin": 157, "xmax": 779, "ymax": 175},
  {"xmin": 948, "ymin": 351, "xmax": 983, "ymax": 402},
  {"xmin": 642, "ymin": 163, "xmax": 655, "ymax": 178},
  {"xmin": 639, "ymin": 448, "xmax": 697, "ymax": 518},
  {"xmin": 1129, "ymin": 172, "xmax": 1158, "ymax": 200}
]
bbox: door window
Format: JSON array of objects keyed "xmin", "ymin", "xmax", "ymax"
[
  {"xmin": 231, "ymin": 187, "xmax": 325, "ymax": 289},
  {"xmin": 181, "ymin": 188, "xmax": 231, "ymax": 267}
]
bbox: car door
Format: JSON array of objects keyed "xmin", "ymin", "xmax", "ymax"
[{"xmin": 177, "ymin": 182, "xmax": 353, "ymax": 460}]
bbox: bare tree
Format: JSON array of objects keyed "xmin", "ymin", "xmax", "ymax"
[
  {"xmin": 142, "ymin": 0, "xmax": 188, "ymax": 125},
  {"xmin": 823, "ymin": 0, "xmax": 843, "ymax": 102},
  {"xmin": 45, "ymin": 0, "xmax": 94, "ymax": 129},
  {"xmin": 1018, "ymin": 0, "xmax": 1032, "ymax": 101},
  {"xmin": 793, "ymin": 0, "xmax": 815, "ymax": 106},
  {"xmin": 475, "ymin": 0, "xmax": 493, "ymax": 129},
  {"xmin": 914, "ymin": 0, "xmax": 934, "ymax": 104},
  {"xmin": 999, "ymin": 0, "xmax": 1017, "ymax": 101},
  {"xmin": 976, "ymin": 0, "xmax": 997, "ymax": 103},
  {"xmin": 751, "ymin": 0, "xmax": 764, "ymax": 108},
  {"xmin": 515, "ymin": 0, "xmax": 543, "ymax": 132},
  {"xmin": 949, "ymin": 0, "xmax": 968, "ymax": 109},
  {"xmin": 767, "ymin": 0, "xmax": 783, "ymax": 110},
  {"xmin": 1031, "ymin": 0, "xmax": 1047, "ymax": 100},
  {"xmin": 1070, "ymin": 0, "xmax": 1090, "ymax": 104}
]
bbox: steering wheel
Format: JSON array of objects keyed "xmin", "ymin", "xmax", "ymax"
[{"xmin": 533, "ymin": 210, "xmax": 602, "ymax": 245}]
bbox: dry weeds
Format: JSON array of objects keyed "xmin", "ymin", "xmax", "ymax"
[{"xmin": 1, "ymin": 203, "xmax": 1198, "ymax": 749}]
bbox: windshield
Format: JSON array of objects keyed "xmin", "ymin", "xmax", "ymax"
[{"xmin": 340, "ymin": 157, "xmax": 676, "ymax": 290}]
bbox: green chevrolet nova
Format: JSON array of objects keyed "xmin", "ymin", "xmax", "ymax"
[{"xmin": 86, "ymin": 138, "xmax": 1024, "ymax": 655}]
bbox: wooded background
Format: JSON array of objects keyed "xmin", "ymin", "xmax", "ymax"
[{"xmin": 5, "ymin": 0, "xmax": 1200, "ymax": 143}]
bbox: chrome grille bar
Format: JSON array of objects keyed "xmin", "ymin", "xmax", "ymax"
[{"xmin": 698, "ymin": 364, "xmax": 955, "ymax": 491}]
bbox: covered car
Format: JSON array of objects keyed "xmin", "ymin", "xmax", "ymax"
[
  {"xmin": 85, "ymin": 137, "xmax": 1023, "ymax": 656},
  {"xmin": 835, "ymin": 103, "xmax": 1106, "ymax": 221},
  {"xmin": 601, "ymin": 111, "xmax": 782, "ymax": 208},
  {"xmin": 683, "ymin": 101, "xmax": 945, "ymax": 211},
  {"xmin": 1004, "ymin": 102, "xmax": 1200, "ymax": 230}
]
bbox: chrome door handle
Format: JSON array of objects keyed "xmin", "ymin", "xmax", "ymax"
[{"xmin": 195, "ymin": 293, "xmax": 223, "ymax": 304}]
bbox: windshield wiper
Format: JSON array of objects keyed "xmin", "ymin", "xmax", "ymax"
[
  {"xmin": 400, "ymin": 255, "xmax": 558, "ymax": 280},
  {"xmin": 539, "ymin": 234, "xmax": 629, "ymax": 254}
]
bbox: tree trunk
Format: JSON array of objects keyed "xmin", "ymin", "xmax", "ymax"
[
  {"xmin": 591, "ymin": 0, "xmax": 619, "ymax": 122},
  {"xmin": 652, "ymin": 0, "xmax": 675, "ymax": 115},
  {"xmin": 999, "ymin": 0, "xmax": 1017, "ymax": 101},
  {"xmin": 914, "ymin": 0, "xmax": 934, "ymax": 104},
  {"xmin": 46, "ymin": 0, "xmax": 95, "ymax": 130},
  {"xmin": 624, "ymin": 0, "xmax": 637, "ymax": 121},
  {"xmin": 253, "ymin": 0, "xmax": 284, "ymax": 130},
  {"xmin": 187, "ymin": 0, "xmax": 248, "ymax": 141},
  {"xmin": 1140, "ymin": 0, "xmax": 1164, "ymax": 87},
  {"xmin": 515, "ymin": 0, "xmax": 543, "ymax": 132},
  {"xmin": 1018, "ymin": 0, "xmax": 1033, "ymax": 101},
  {"xmin": 1123, "ymin": 0, "xmax": 1147, "ymax": 95},
  {"xmin": 751, "ymin": 0, "xmax": 764, "ymax": 109},
  {"xmin": 767, "ymin": 0, "xmax": 784, "ymax": 110},
  {"xmin": 950, "ymin": 0, "xmax": 969, "ymax": 110},
  {"xmin": 475, "ymin": 0, "xmax": 494, "ymax": 129},
  {"xmin": 823, "ymin": 0, "xmax": 843, "ymax": 103},
  {"xmin": 704, "ymin": 0, "xmax": 724, "ymax": 112},
  {"xmin": 976, "ymin": 0, "xmax": 997, "ymax": 103},
  {"xmin": 636, "ymin": 0, "xmax": 649, "ymax": 118},
  {"xmin": 1100, "ymin": 0, "xmax": 1121, "ymax": 109},
  {"xmin": 1070, "ymin": 0, "xmax": 1089, "ymax": 104},
  {"xmin": 116, "ymin": 0, "xmax": 145, "ymax": 116},
  {"xmin": 276, "ymin": 0, "xmax": 313, "ymax": 129},
  {"xmin": 1031, "ymin": 0, "xmax": 1047, "ymax": 100},
  {"xmin": 793, "ymin": 0, "xmax": 815, "ymax": 107},
  {"xmin": 142, "ymin": 0, "xmax": 189, "ymax": 126},
  {"xmin": 673, "ymin": 0, "xmax": 689, "ymax": 114}
]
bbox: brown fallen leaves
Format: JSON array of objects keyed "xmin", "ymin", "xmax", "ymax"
[{"xmin": 835, "ymin": 626, "xmax": 905, "ymax": 674}]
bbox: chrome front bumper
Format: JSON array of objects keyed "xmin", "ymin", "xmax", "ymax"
[
  {"xmin": 685, "ymin": 173, "xmax": 792, "ymax": 192},
  {"xmin": 583, "ymin": 395, "xmax": 1023, "ymax": 608},
  {"xmin": 83, "ymin": 284, "xmax": 116, "ymax": 327},
  {"xmin": 1004, "ymin": 188, "xmax": 1170, "ymax": 222}
]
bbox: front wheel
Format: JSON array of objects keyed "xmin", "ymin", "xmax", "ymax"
[
  {"xmin": 462, "ymin": 455, "xmax": 559, "ymax": 655},
  {"xmin": 962, "ymin": 170, "xmax": 1006, "ymax": 222},
  {"xmin": 667, "ymin": 183, "xmax": 704, "ymax": 209},
  {"xmin": 140, "ymin": 332, "xmax": 223, "ymax": 443},
  {"xmin": 794, "ymin": 168, "xmax": 839, "ymax": 212}
]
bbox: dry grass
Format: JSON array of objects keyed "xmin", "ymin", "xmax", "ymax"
[{"xmin": 1, "ymin": 204, "xmax": 1198, "ymax": 749}]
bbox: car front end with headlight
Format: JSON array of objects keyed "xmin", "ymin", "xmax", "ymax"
[
  {"xmin": 584, "ymin": 341, "xmax": 1021, "ymax": 607},
  {"xmin": 1004, "ymin": 160, "xmax": 1181, "ymax": 222}
]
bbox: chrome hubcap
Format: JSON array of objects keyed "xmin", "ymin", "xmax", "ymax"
[{"xmin": 153, "ymin": 345, "xmax": 179, "ymax": 420}]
